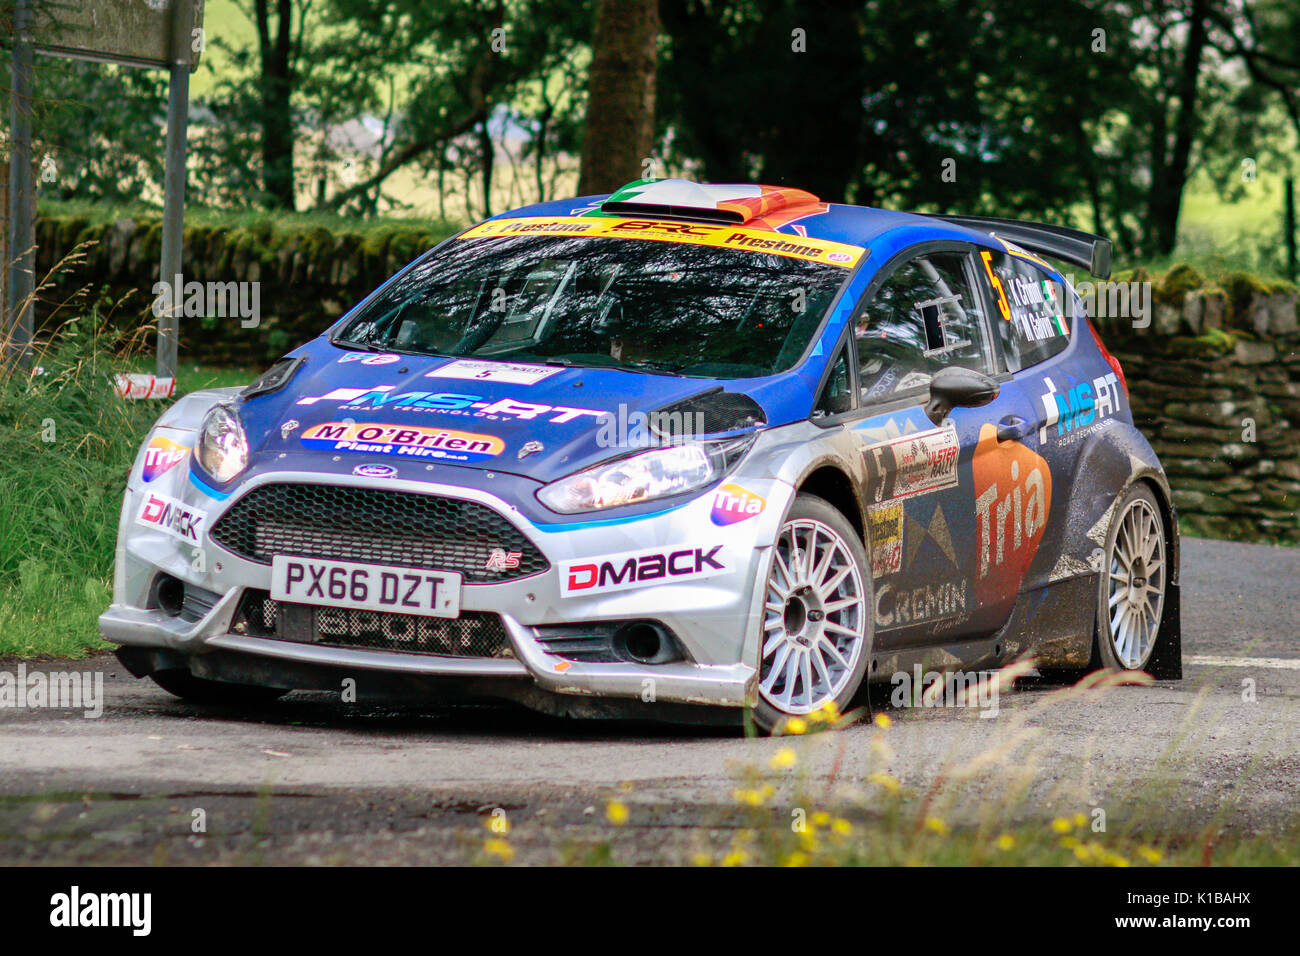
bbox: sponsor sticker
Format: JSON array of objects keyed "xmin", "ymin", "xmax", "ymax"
[
  {"xmin": 1038, "ymin": 372, "xmax": 1123, "ymax": 443},
  {"xmin": 867, "ymin": 502, "xmax": 903, "ymax": 576},
  {"xmin": 710, "ymin": 483, "xmax": 765, "ymax": 526},
  {"xmin": 973, "ymin": 424, "xmax": 1052, "ymax": 611},
  {"xmin": 141, "ymin": 436, "xmax": 188, "ymax": 482},
  {"xmin": 136, "ymin": 492, "xmax": 208, "ymax": 543},
  {"xmin": 560, "ymin": 544, "xmax": 727, "ymax": 597},
  {"xmin": 458, "ymin": 216, "xmax": 866, "ymax": 268},
  {"xmin": 427, "ymin": 359, "xmax": 563, "ymax": 386},
  {"xmin": 295, "ymin": 385, "xmax": 607, "ymax": 425},
  {"xmin": 301, "ymin": 422, "xmax": 505, "ymax": 462},
  {"xmin": 875, "ymin": 577, "xmax": 968, "ymax": 630},
  {"xmin": 862, "ymin": 422, "xmax": 960, "ymax": 504}
]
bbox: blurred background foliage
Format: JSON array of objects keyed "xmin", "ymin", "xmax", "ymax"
[{"xmin": 5, "ymin": 0, "xmax": 1298, "ymax": 274}]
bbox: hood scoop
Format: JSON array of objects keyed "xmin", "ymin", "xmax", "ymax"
[{"xmin": 650, "ymin": 388, "xmax": 766, "ymax": 441}]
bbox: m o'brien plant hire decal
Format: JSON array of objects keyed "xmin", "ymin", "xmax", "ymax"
[{"xmin": 300, "ymin": 422, "xmax": 506, "ymax": 463}]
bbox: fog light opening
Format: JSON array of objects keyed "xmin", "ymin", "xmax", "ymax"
[
  {"xmin": 612, "ymin": 622, "xmax": 681, "ymax": 665},
  {"xmin": 155, "ymin": 575, "xmax": 186, "ymax": 617}
]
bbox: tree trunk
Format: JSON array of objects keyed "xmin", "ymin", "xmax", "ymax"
[
  {"xmin": 1146, "ymin": 0, "xmax": 1210, "ymax": 256},
  {"xmin": 255, "ymin": 0, "xmax": 296, "ymax": 210},
  {"xmin": 577, "ymin": 0, "xmax": 659, "ymax": 196}
]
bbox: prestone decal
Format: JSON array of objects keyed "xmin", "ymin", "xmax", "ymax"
[
  {"xmin": 457, "ymin": 216, "xmax": 866, "ymax": 268},
  {"xmin": 300, "ymin": 422, "xmax": 505, "ymax": 462}
]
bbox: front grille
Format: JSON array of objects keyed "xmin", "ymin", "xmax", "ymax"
[
  {"xmin": 209, "ymin": 483, "xmax": 547, "ymax": 583},
  {"xmin": 234, "ymin": 589, "xmax": 512, "ymax": 658}
]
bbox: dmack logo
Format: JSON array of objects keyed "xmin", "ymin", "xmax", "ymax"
[
  {"xmin": 136, "ymin": 492, "xmax": 208, "ymax": 543},
  {"xmin": 297, "ymin": 386, "xmax": 606, "ymax": 424},
  {"xmin": 561, "ymin": 545, "xmax": 726, "ymax": 598},
  {"xmin": 711, "ymin": 484, "xmax": 765, "ymax": 526}
]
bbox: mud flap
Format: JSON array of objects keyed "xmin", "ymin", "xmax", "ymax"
[{"xmin": 1146, "ymin": 580, "xmax": 1182, "ymax": 680}]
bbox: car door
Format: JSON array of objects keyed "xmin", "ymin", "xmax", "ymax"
[
  {"xmin": 848, "ymin": 242, "xmax": 1042, "ymax": 647},
  {"xmin": 974, "ymin": 244, "xmax": 1087, "ymax": 600}
]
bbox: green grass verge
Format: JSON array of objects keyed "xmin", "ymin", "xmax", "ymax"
[{"xmin": 0, "ymin": 319, "xmax": 256, "ymax": 658}]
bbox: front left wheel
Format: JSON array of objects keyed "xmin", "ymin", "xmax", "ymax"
[{"xmin": 751, "ymin": 494, "xmax": 872, "ymax": 733}]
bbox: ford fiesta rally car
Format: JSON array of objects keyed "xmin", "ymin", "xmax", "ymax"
[{"xmin": 102, "ymin": 179, "xmax": 1181, "ymax": 731}]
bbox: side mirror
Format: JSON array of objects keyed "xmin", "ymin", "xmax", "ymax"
[{"xmin": 924, "ymin": 366, "xmax": 999, "ymax": 425}]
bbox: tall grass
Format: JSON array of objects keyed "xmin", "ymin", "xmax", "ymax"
[{"xmin": 0, "ymin": 316, "xmax": 157, "ymax": 657}]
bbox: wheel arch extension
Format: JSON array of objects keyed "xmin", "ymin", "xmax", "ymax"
[{"xmin": 794, "ymin": 463, "xmax": 865, "ymax": 540}]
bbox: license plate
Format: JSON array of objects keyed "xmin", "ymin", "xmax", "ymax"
[{"xmin": 270, "ymin": 556, "xmax": 461, "ymax": 618}]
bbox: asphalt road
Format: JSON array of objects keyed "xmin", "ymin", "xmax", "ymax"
[{"xmin": 1, "ymin": 536, "xmax": 1297, "ymax": 864}]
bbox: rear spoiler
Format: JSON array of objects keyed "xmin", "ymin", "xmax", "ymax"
[{"xmin": 917, "ymin": 214, "xmax": 1113, "ymax": 279}]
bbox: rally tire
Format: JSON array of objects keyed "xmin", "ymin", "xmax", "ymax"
[
  {"xmin": 1096, "ymin": 484, "xmax": 1167, "ymax": 672},
  {"xmin": 751, "ymin": 494, "xmax": 872, "ymax": 734}
]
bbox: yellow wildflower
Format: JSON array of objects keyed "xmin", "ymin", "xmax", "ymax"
[{"xmin": 769, "ymin": 747, "xmax": 798, "ymax": 770}]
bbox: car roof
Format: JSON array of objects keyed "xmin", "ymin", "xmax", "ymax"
[{"xmin": 487, "ymin": 178, "xmax": 980, "ymax": 251}]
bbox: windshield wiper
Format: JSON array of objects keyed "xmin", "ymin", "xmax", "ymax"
[{"xmin": 618, "ymin": 359, "xmax": 684, "ymax": 375}]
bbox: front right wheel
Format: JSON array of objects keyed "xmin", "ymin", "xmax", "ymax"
[
  {"xmin": 751, "ymin": 494, "xmax": 872, "ymax": 734},
  {"xmin": 1097, "ymin": 484, "xmax": 1167, "ymax": 671}
]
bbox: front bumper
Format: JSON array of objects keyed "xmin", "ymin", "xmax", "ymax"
[{"xmin": 101, "ymin": 458, "xmax": 793, "ymax": 709}]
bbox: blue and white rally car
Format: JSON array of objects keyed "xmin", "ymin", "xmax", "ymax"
[{"xmin": 102, "ymin": 179, "xmax": 1181, "ymax": 730}]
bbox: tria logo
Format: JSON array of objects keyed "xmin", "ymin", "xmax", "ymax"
[
  {"xmin": 972, "ymin": 424, "xmax": 1051, "ymax": 613},
  {"xmin": 142, "ymin": 435, "xmax": 188, "ymax": 482},
  {"xmin": 711, "ymin": 484, "xmax": 765, "ymax": 526},
  {"xmin": 561, "ymin": 545, "xmax": 727, "ymax": 597}
]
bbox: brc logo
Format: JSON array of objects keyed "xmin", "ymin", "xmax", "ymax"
[
  {"xmin": 710, "ymin": 484, "xmax": 765, "ymax": 526},
  {"xmin": 561, "ymin": 545, "xmax": 727, "ymax": 597},
  {"xmin": 485, "ymin": 549, "xmax": 522, "ymax": 571}
]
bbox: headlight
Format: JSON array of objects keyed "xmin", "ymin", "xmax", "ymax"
[
  {"xmin": 196, "ymin": 402, "xmax": 249, "ymax": 483},
  {"xmin": 538, "ymin": 436, "xmax": 755, "ymax": 514}
]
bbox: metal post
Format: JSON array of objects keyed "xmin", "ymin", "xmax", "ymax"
[
  {"xmin": 156, "ymin": 0, "xmax": 193, "ymax": 379},
  {"xmin": 1285, "ymin": 177, "xmax": 1297, "ymax": 283},
  {"xmin": 5, "ymin": 0, "xmax": 35, "ymax": 370}
]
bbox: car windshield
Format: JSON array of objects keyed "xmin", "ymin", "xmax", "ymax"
[{"xmin": 333, "ymin": 234, "xmax": 850, "ymax": 378}]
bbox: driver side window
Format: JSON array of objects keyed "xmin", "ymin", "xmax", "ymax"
[{"xmin": 855, "ymin": 250, "xmax": 995, "ymax": 405}]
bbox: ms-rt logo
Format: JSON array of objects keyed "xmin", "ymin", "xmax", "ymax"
[{"xmin": 1038, "ymin": 372, "xmax": 1123, "ymax": 443}]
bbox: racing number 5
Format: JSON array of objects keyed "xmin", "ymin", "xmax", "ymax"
[{"xmin": 980, "ymin": 249, "xmax": 1011, "ymax": 322}]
